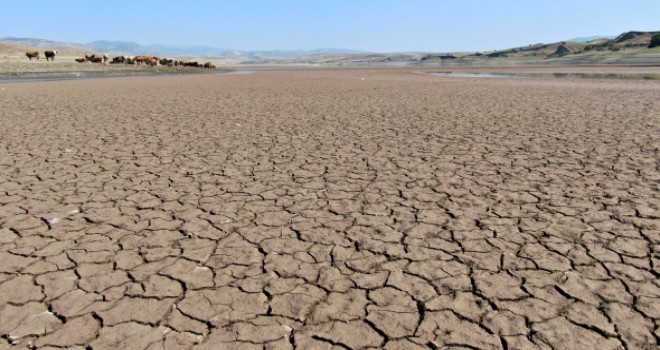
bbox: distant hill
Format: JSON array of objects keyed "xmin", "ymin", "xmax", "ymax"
[
  {"xmin": 0, "ymin": 36, "xmax": 365, "ymax": 58},
  {"xmin": 88, "ymin": 40, "xmax": 148, "ymax": 54},
  {"xmin": 0, "ymin": 37, "xmax": 87, "ymax": 57},
  {"xmin": 453, "ymin": 30, "xmax": 660, "ymax": 61},
  {"xmin": 568, "ymin": 35, "xmax": 615, "ymax": 42},
  {"xmin": 0, "ymin": 37, "xmax": 80, "ymax": 49}
]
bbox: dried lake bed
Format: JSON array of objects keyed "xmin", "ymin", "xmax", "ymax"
[{"xmin": 0, "ymin": 68, "xmax": 658, "ymax": 349}]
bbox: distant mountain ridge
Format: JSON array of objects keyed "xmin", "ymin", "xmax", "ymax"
[
  {"xmin": 0, "ymin": 36, "xmax": 366, "ymax": 58},
  {"xmin": 568, "ymin": 35, "xmax": 616, "ymax": 42}
]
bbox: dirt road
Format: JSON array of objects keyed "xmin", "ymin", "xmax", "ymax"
[{"xmin": 0, "ymin": 70, "xmax": 658, "ymax": 349}]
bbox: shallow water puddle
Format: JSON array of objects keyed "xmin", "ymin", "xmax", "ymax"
[
  {"xmin": 426, "ymin": 71, "xmax": 660, "ymax": 80},
  {"xmin": 428, "ymin": 72, "xmax": 519, "ymax": 78}
]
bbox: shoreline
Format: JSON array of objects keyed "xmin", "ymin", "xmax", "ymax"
[
  {"xmin": 0, "ymin": 68, "xmax": 256, "ymax": 83},
  {"xmin": 2, "ymin": 62, "xmax": 660, "ymax": 84},
  {"xmin": 0, "ymin": 58, "xmax": 227, "ymax": 82}
]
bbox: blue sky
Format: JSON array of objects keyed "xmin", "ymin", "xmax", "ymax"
[{"xmin": 1, "ymin": 0, "xmax": 658, "ymax": 52}]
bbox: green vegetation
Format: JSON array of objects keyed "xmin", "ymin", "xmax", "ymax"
[
  {"xmin": 643, "ymin": 46, "xmax": 660, "ymax": 53},
  {"xmin": 584, "ymin": 45, "xmax": 594, "ymax": 51},
  {"xmin": 650, "ymin": 33, "xmax": 660, "ymax": 48},
  {"xmin": 609, "ymin": 43, "xmax": 622, "ymax": 52}
]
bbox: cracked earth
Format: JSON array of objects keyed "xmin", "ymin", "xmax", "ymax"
[{"xmin": 0, "ymin": 69, "xmax": 658, "ymax": 349}]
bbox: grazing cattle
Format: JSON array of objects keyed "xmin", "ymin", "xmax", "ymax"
[
  {"xmin": 183, "ymin": 61, "xmax": 200, "ymax": 67},
  {"xmin": 26, "ymin": 51, "xmax": 40, "ymax": 60},
  {"xmin": 203, "ymin": 62, "xmax": 216, "ymax": 69},
  {"xmin": 149, "ymin": 58, "xmax": 158, "ymax": 66},
  {"xmin": 44, "ymin": 50, "xmax": 57, "ymax": 61},
  {"xmin": 85, "ymin": 54, "xmax": 108, "ymax": 64},
  {"xmin": 159, "ymin": 58, "xmax": 174, "ymax": 66},
  {"xmin": 75, "ymin": 58, "xmax": 85, "ymax": 63},
  {"xmin": 134, "ymin": 56, "xmax": 157, "ymax": 65},
  {"xmin": 110, "ymin": 56, "xmax": 125, "ymax": 64},
  {"xmin": 125, "ymin": 56, "xmax": 135, "ymax": 64}
]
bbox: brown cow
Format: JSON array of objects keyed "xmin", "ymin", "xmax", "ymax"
[
  {"xmin": 44, "ymin": 50, "xmax": 57, "ymax": 61},
  {"xmin": 134, "ymin": 56, "xmax": 156, "ymax": 65},
  {"xmin": 26, "ymin": 51, "xmax": 40, "ymax": 60},
  {"xmin": 75, "ymin": 58, "xmax": 85, "ymax": 63}
]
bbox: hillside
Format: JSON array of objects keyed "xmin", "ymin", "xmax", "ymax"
[
  {"xmin": 456, "ymin": 31, "xmax": 660, "ymax": 60},
  {"xmin": 0, "ymin": 38, "xmax": 86, "ymax": 58}
]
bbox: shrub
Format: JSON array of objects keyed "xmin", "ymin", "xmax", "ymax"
[
  {"xmin": 650, "ymin": 33, "xmax": 660, "ymax": 48},
  {"xmin": 609, "ymin": 43, "xmax": 622, "ymax": 52}
]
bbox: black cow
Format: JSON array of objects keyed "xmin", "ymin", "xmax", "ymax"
[
  {"xmin": 159, "ymin": 58, "xmax": 174, "ymax": 66},
  {"xmin": 111, "ymin": 56, "xmax": 125, "ymax": 64},
  {"xmin": 44, "ymin": 50, "xmax": 57, "ymax": 61}
]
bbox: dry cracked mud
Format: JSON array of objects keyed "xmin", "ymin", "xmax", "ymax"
[{"xmin": 0, "ymin": 69, "xmax": 658, "ymax": 349}]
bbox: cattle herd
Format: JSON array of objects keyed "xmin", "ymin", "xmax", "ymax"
[
  {"xmin": 26, "ymin": 50, "xmax": 216, "ymax": 68},
  {"xmin": 25, "ymin": 50, "xmax": 57, "ymax": 61}
]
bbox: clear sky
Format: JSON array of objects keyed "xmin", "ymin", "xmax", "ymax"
[{"xmin": 1, "ymin": 0, "xmax": 658, "ymax": 52}]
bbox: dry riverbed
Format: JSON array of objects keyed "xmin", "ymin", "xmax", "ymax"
[{"xmin": 0, "ymin": 69, "xmax": 658, "ymax": 349}]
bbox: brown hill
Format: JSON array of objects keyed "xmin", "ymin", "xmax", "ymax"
[
  {"xmin": 614, "ymin": 31, "xmax": 659, "ymax": 47},
  {"xmin": 0, "ymin": 41, "xmax": 86, "ymax": 58},
  {"xmin": 0, "ymin": 42, "xmax": 41, "ymax": 57}
]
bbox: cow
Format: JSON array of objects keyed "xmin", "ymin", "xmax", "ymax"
[
  {"xmin": 149, "ymin": 58, "xmax": 158, "ymax": 66},
  {"xmin": 26, "ymin": 51, "xmax": 40, "ymax": 60},
  {"xmin": 85, "ymin": 54, "xmax": 109, "ymax": 64},
  {"xmin": 159, "ymin": 58, "xmax": 174, "ymax": 66},
  {"xmin": 44, "ymin": 50, "xmax": 57, "ymax": 61},
  {"xmin": 203, "ymin": 62, "xmax": 216, "ymax": 69},
  {"xmin": 75, "ymin": 58, "xmax": 85, "ymax": 63},
  {"xmin": 134, "ymin": 56, "xmax": 156, "ymax": 65},
  {"xmin": 110, "ymin": 56, "xmax": 125, "ymax": 64},
  {"xmin": 125, "ymin": 56, "xmax": 135, "ymax": 64}
]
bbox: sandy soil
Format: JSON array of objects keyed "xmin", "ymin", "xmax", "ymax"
[{"xmin": 0, "ymin": 69, "xmax": 658, "ymax": 350}]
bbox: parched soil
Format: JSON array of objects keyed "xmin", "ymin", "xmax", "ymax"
[{"xmin": 0, "ymin": 69, "xmax": 658, "ymax": 350}]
